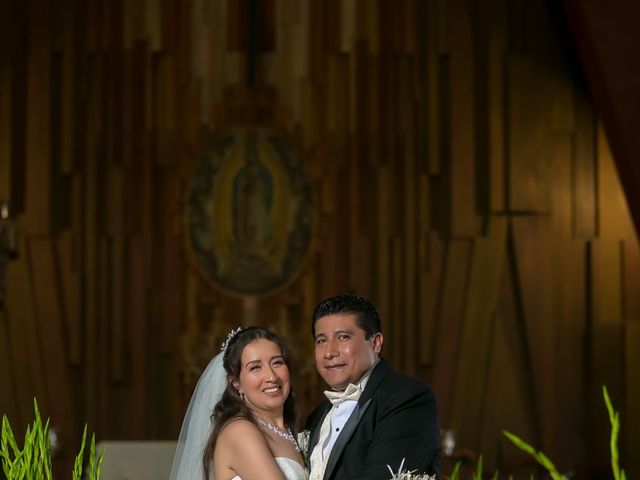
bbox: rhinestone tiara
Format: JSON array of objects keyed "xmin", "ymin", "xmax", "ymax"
[{"xmin": 221, "ymin": 327, "xmax": 243, "ymax": 353}]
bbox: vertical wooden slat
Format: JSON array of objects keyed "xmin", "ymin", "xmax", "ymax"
[
  {"xmin": 449, "ymin": 216, "xmax": 507, "ymax": 446},
  {"xmin": 107, "ymin": 163, "xmax": 125, "ymax": 383},
  {"xmin": 552, "ymin": 240, "xmax": 587, "ymax": 467},
  {"xmin": 589, "ymin": 238, "xmax": 623, "ymax": 464},
  {"xmin": 59, "ymin": 0, "xmax": 76, "ymax": 174},
  {"xmin": 5, "ymin": 237, "xmax": 46, "ymax": 427},
  {"xmin": 391, "ymin": 237, "xmax": 403, "ymax": 368},
  {"xmin": 550, "ymin": 133, "xmax": 573, "ymax": 237},
  {"xmin": 56, "ymin": 231, "xmax": 81, "ymax": 365},
  {"xmin": 24, "ymin": 0, "xmax": 52, "ymax": 234},
  {"xmin": 625, "ymin": 321, "xmax": 640, "ymax": 479},
  {"xmin": 339, "ymin": 0, "xmax": 355, "ymax": 53},
  {"xmin": 449, "ymin": 0, "xmax": 476, "ymax": 236},
  {"xmin": 27, "ymin": 238, "xmax": 75, "ymax": 452},
  {"xmin": 511, "ymin": 217, "xmax": 557, "ymax": 453},
  {"xmin": 487, "ymin": 0, "xmax": 506, "ymax": 212},
  {"xmin": 0, "ymin": 0, "xmax": 11, "ymax": 200},
  {"xmin": 0, "ymin": 309, "xmax": 18, "ymax": 422},
  {"xmin": 68, "ymin": 175, "xmax": 83, "ymax": 364},
  {"xmin": 130, "ymin": 238, "xmax": 149, "ymax": 437},
  {"xmin": 417, "ymin": 175, "xmax": 434, "ymax": 367},
  {"xmin": 400, "ymin": 56, "xmax": 417, "ymax": 371},
  {"xmin": 431, "ymin": 239, "xmax": 472, "ymax": 426},
  {"xmin": 83, "ymin": 54, "xmax": 101, "ymax": 428},
  {"xmin": 573, "ymin": 92, "xmax": 596, "ymax": 238},
  {"xmin": 425, "ymin": 0, "xmax": 440, "ymax": 175},
  {"xmin": 376, "ymin": 165, "xmax": 391, "ymax": 334},
  {"xmin": 418, "ymin": 233, "xmax": 444, "ymax": 367},
  {"xmin": 507, "ymin": 54, "xmax": 550, "ymax": 213}
]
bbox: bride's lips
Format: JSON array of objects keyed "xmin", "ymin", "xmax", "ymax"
[{"xmin": 262, "ymin": 385, "xmax": 283, "ymax": 395}]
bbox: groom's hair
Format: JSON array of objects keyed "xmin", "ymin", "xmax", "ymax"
[{"xmin": 312, "ymin": 293, "xmax": 382, "ymax": 340}]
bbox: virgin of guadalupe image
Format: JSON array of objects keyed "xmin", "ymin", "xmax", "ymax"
[
  {"xmin": 206, "ymin": 130, "xmax": 293, "ymax": 292},
  {"xmin": 232, "ymin": 142, "xmax": 275, "ymax": 259}
]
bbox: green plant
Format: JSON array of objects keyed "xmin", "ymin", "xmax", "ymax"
[
  {"xmin": 0, "ymin": 399, "xmax": 104, "ymax": 480},
  {"xmin": 503, "ymin": 385, "xmax": 626, "ymax": 480},
  {"xmin": 603, "ymin": 386, "xmax": 627, "ymax": 480},
  {"xmin": 444, "ymin": 460, "xmax": 462, "ymax": 480}
]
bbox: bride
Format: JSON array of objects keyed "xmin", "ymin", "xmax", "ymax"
[{"xmin": 171, "ymin": 327, "xmax": 308, "ymax": 480}]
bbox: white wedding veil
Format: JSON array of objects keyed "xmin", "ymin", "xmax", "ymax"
[{"xmin": 170, "ymin": 352, "xmax": 227, "ymax": 480}]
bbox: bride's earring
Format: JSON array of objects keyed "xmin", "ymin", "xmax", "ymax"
[{"xmin": 238, "ymin": 390, "xmax": 245, "ymax": 400}]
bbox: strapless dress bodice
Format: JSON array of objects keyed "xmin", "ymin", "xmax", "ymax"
[{"xmin": 230, "ymin": 456, "xmax": 308, "ymax": 480}]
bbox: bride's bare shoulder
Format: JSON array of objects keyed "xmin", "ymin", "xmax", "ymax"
[
  {"xmin": 218, "ymin": 417, "xmax": 266, "ymax": 447},
  {"xmin": 215, "ymin": 417, "xmax": 287, "ymax": 480}
]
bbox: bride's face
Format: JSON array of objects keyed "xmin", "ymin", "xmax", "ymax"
[{"xmin": 236, "ymin": 338, "xmax": 291, "ymax": 414}]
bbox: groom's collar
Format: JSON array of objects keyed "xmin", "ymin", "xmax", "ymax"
[
  {"xmin": 326, "ymin": 357, "xmax": 380, "ymax": 394},
  {"xmin": 318, "ymin": 358, "xmax": 391, "ymax": 410}
]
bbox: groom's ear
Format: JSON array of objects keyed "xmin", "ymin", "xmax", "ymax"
[{"xmin": 371, "ymin": 332, "xmax": 383, "ymax": 354}]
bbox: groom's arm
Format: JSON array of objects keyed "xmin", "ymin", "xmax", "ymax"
[{"xmin": 354, "ymin": 378, "xmax": 441, "ymax": 479}]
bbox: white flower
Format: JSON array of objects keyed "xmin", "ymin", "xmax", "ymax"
[
  {"xmin": 387, "ymin": 458, "xmax": 436, "ymax": 480},
  {"xmin": 297, "ymin": 430, "xmax": 310, "ymax": 454}
]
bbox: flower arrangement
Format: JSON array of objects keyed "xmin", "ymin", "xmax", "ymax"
[
  {"xmin": 297, "ymin": 430, "xmax": 310, "ymax": 463},
  {"xmin": 0, "ymin": 399, "xmax": 104, "ymax": 480},
  {"xmin": 387, "ymin": 458, "xmax": 436, "ymax": 480}
]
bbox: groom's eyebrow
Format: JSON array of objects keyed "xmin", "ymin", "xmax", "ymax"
[
  {"xmin": 315, "ymin": 328, "xmax": 354, "ymax": 339},
  {"xmin": 334, "ymin": 328, "xmax": 354, "ymax": 336}
]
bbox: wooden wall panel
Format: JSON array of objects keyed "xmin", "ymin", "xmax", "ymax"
[
  {"xmin": 573, "ymin": 92, "xmax": 597, "ymax": 238},
  {"xmin": 486, "ymin": 0, "xmax": 507, "ymax": 213},
  {"xmin": 449, "ymin": 0, "xmax": 476, "ymax": 236},
  {"xmin": 27, "ymin": 237, "xmax": 74, "ymax": 444},
  {"xmin": 1, "ymin": 0, "xmax": 639, "ymax": 477},
  {"xmin": 507, "ymin": 55, "xmax": 551, "ymax": 213},
  {"xmin": 430, "ymin": 239, "xmax": 472, "ymax": 427},
  {"xmin": 590, "ymin": 238, "xmax": 624, "ymax": 465},
  {"xmin": 552, "ymin": 240, "xmax": 587, "ymax": 467},
  {"xmin": 625, "ymin": 321, "xmax": 640, "ymax": 480},
  {"xmin": 511, "ymin": 217, "xmax": 558, "ymax": 454},
  {"xmin": 24, "ymin": 0, "xmax": 52, "ymax": 234},
  {"xmin": 0, "ymin": 0, "xmax": 11, "ymax": 201},
  {"xmin": 5, "ymin": 237, "xmax": 47, "ymax": 426},
  {"xmin": 450, "ymin": 217, "xmax": 507, "ymax": 446}
]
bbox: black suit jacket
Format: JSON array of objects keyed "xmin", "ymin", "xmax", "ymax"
[{"xmin": 305, "ymin": 359, "xmax": 441, "ymax": 480}]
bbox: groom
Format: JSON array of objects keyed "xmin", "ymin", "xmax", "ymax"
[{"xmin": 305, "ymin": 294, "xmax": 441, "ymax": 480}]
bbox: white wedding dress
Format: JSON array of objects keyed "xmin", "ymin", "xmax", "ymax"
[{"xmin": 230, "ymin": 457, "xmax": 308, "ymax": 480}]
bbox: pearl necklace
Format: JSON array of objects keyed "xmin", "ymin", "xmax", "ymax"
[{"xmin": 257, "ymin": 419, "xmax": 300, "ymax": 452}]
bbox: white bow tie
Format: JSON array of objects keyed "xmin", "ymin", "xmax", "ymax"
[{"xmin": 324, "ymin": 383, "xmax": 362, "ymax": 406}]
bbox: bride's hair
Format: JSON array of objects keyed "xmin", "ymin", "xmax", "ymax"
[{"xmin": 202, "ymin": 326, "xmax": 298, "ymax": 479}]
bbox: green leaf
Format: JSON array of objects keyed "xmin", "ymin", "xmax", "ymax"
[
  {"xmin": 502, "ymin": 431, "xmax": 535, "ymax": 455},
  {"xmin": 603, "ymin": 385, "xmax": 625, "ymax": 480},
  {"xmin": 2, "ymin": 417, "xmax": 21, "ymax": 458},
  {"xmin": 474, "ymin": 455, "xmax": 483, "ymax": 480},
  {"xmin": 72, "ymin": 424, "xmax": 88, "ymax": 480},
  {"xmin": 502, "ymin": 431, "xmax": 569, "ymax": 480},
  {"xmin": 447, "ymin": 461, "xmax": 461, "ymax": 480}
]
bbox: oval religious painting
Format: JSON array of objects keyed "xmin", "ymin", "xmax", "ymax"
[{"xmin": 186, "ymin": 129, "xmax": 314, "ymax": 295}]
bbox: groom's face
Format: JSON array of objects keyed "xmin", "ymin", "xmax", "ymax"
[{"xmin": 314, "ymin": 313, "xmax": 383, "ymax": 391}]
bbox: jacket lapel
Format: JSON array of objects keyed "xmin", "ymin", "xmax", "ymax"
[
  {"xmin": 322, "ymin": 359, "xmax": 392, "ymax": 480},
  {"xmin": 322, "ymin": 398, "xmax": 372, "ymax": 479}
]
